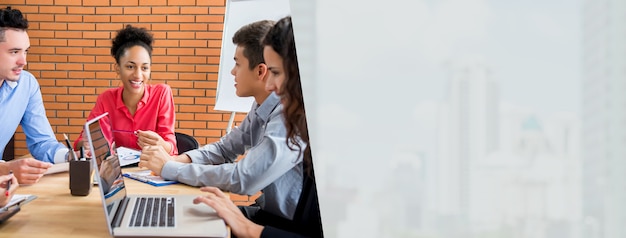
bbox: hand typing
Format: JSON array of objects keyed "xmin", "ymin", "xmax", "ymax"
[{"xmin": 193, "ymin": 187, "xmax": 263, "ymax": 238}]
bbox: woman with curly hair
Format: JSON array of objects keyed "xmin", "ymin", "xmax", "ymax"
[{"xmin": 74, "ymin": 25, "xmax": 177, "ymax": 156}]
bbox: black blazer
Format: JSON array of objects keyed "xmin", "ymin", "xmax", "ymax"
[{"xmin": 253, "ymin": 164, "xmax": 324, "ymax": 238}]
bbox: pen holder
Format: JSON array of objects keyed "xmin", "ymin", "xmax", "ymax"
[{"xmin": 69, "ymin": 159, "xmax": 94, "ymax": 196}]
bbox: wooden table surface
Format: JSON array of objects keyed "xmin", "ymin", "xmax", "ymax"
[{"xmin": 0, "ymin": 167, "xmax": 213, "ymax": 238}]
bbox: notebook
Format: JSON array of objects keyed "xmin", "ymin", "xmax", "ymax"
[
  {"xmin": 85, "ymin": 113, "xmax": 227, "ymax": 238},
  {"xmin": 123, "ymin": 169, "xmax": 178, "ymax": 187}
]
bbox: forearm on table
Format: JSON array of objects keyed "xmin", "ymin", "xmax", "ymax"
[
  {"xmin": 175, "ymin": 153, "xmax": 192, "ymax": 163},
  {"xmin": 186, "ymin": 144, "xmax": 238, "ymax": 165}
]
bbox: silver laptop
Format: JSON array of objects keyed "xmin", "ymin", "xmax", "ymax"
[{"xmin": 85, "ymin": 112, "xmax": 227, "ymax": 238}]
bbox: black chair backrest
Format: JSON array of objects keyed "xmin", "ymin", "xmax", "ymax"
[
  {"xmin": 175, "ymin": 132, "xmax": 200, "ymax": 153},
  {"xmin": 2, "ymin": 134, "xmax": 14, "ymax": 161}
]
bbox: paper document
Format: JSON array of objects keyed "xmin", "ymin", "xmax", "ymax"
[
  {"xmin": 116, "ymin": 146, "xmax": 141, "ymax": 167},
  {"xmin": 44, "ymin": 162, "xmax": 69, "ymax": 175},
  {"xmin": 123, "ymin": 170, "xmax": 177, "ymax": 187}
]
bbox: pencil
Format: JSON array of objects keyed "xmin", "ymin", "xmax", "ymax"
[{"xmin": 112, "ymin": 129, "xmax": 138, "ymax": 135}]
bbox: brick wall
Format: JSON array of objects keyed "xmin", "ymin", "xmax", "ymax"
[{"xmin": 4, "ymin": 0, "xmax": 249, "ymax": 156}]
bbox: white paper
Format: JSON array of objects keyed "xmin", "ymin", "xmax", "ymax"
[
  {"xmin": 116, "ymin": 146, "xmax": 141, "ymax": 167},
  {"xmin": 214, "ymin": 0, "xmax": 291, "ymax": 112},
  {"xmin": 44, "ymin": 162, "xmax": 69, "ymax": 175}
]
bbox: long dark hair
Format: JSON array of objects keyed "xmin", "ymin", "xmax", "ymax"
[{"xmin": 262, "ymin": 16, "xmax": 312, "ymax": 174}]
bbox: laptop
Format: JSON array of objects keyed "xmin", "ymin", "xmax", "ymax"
[{"xmin": 85, "ymin": 112, "xmax": 227, "ymax": 238}]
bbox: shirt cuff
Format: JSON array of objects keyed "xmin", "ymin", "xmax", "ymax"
[
  {"xmin": 184, "ymin": 150, "xmax": 203, "ymax": 163},
  {"xmin": 161, "ymin": 161, "xmax": 184, "ymax": 181},
  {"xmin": 54, "ymin": 148, "xmax": 70, "ymax": 164}
]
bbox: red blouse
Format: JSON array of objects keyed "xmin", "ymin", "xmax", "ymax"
[{"xmin": 74, "ymin": 84, "xmax": 178, "ymax": 155}]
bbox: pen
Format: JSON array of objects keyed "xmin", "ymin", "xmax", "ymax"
[
  {"xmin": 5, "ymin": 170, "xmax": 12, "ymax": 197},
  {"xmin": 112, "ymin": 129, "xmax": 138, "ymax": 135},
  {"xmin": 63, "ymin": 133, "xmax": 78, "ymax": 161}
]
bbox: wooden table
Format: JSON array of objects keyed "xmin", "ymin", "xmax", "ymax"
[{"xmin": 0, "ymin": 167, "xmax": 214, "ymax": 237}]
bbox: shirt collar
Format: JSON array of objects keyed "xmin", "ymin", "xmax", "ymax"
[
  {"xmin": 255, "ymin": 92, "xmax": 280, "ymax": 122},
  {"xmin": 115, "ymin": 85, "xmax": 151, "ymax": 109},
  {"xmin": 4, "ymin": 80, "xmax": 18, "ymax": 89},
  {"xmin": 140, "ymin": 85, "xmax": 151, "ymax": 104}
]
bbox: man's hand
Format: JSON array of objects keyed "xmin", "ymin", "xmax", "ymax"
[
  {"xmin": 1, "ymin": 158, "xmax": 52, "ymax": 185},
  {"xmin": 139, "ymin": 145, "xmax": 172, "ymax": 176}
]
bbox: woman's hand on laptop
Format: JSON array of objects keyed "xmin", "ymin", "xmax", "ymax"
[
  {"xmin": 193, "ymin": 187, "xmax": 264, "ymax": 238},
  {"xmin": 139, "ymin": 145, "xmax": 171, "ymax": 176},
  {"xmin": 3, "ymin": 158, "xmax": 52, "ymax": 185}
]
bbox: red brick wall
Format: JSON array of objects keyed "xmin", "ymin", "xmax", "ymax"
[{"xmin": 4, "ymin": 0, "xmax": 249, "ymax": 155}]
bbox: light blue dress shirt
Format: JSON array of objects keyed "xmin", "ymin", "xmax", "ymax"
[
  {"xmin": 0, "ymin": 71, "xmax": 67, "ymax": 163},
  {"xmin": 160, "ymin": 92, "xmax": 304, "ymax": 220}
]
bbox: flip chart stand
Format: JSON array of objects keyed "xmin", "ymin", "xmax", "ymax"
[{"xmin": 226, "ymin": 111, "xmax": 236, "ymax": 134}]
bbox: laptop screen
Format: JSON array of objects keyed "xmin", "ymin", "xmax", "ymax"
[{"xmin": 85, "ymin": 112, "xmax": 128, "ymax": 229}]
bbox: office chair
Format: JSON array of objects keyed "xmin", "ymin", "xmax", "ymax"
[{"xmin": 175, "ymin": 132, "xmax": 200, "ymax": 153}]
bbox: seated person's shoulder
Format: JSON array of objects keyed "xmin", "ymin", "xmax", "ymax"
[
  {"xmin": 21, "ymin": 70, "xmax": 36, "ymax": 79},
  {"xmin": 152, "ymin": 83, "xmax": 172, "ymax": 90},
  {"xmin": 151, "ymin": 84, "xmax": 173, "ymax": 94},
  {"xmin": 97, "ymin": 87, "xmax": 121, "ymax": 99},
  {"xmin": 18, "ymin": 71, "xmax": 38, "ymax": 86}
]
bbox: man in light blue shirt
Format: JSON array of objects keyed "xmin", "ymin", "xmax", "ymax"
[
  {"xmin": 0, "ymin": 7, "xmax": 68, "ymax": 184},
  {"xmin": 140, "ymin": 20, "xmax": 303, "ymax": 221}
]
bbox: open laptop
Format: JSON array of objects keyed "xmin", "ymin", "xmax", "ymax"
[{"xmin": 85, "ymin": 112, "xmax": 227, "ymax": 238}]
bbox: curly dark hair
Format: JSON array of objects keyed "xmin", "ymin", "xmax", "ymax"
[
  {"xmin": 232, "ymin": 20, "xmax": 274, "ymax": 70},
  {"xmin": 111, "ymin": 25, "xmax": 153, "ymax": 64},
  {"xmin": 0, "ymin": 6, "xmax": 29, "ymax": 42},
  {"xmin": 262, "ymin": 16, "xmax": 312, "ymax": 173}
]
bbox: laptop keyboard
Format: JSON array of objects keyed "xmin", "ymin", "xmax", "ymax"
[{"xmin": 129, "ymin": 197, "xmax": 175, "ymax": 227}]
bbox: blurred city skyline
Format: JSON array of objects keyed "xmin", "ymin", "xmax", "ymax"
[
  {"xmin": 406, "ymin": 0, "xmax": 582, "ymax": 115},
  {"xmin": 307, "ymin": 0, "xmax": 588, "ymax": 237}
]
